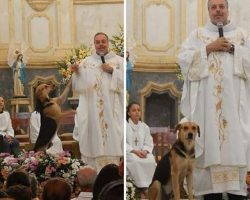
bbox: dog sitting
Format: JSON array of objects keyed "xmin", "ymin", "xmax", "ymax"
[
  {"xmin": 148, "ymin": 122, "xmax": 200, "ymax": 200},
  {"xmin": 34, "ymin": 80, "xmax": 75, "ymax": 152}
]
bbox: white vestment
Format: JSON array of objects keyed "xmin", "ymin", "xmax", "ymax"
[
  {"xmin": 178, "ymin": 21, "xmax": 250, "ymax": 196},
  {"xmin": 126, "ymin": 119, "xmax": 156, "ymax": 188},
  {"xmin": 30, "ymin": 111, "xmax": 63, "ymax": 155},
  {"xmin": 0, "ymin": 111, "xmax": 14, "ymax": 137},
  {"xmin": 72, "ymin": 51, "xmax": 123, "ymax": 171}
]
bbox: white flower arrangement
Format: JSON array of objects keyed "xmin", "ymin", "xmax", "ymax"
[
  {"xmin": 110, "ymin": 25, "xmax": 124, "ymax": 57},
  {"xmin": 126, "ymin": 177, "xmax": 138, "ymax": 200}
]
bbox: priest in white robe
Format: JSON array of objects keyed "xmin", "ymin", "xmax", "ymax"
[
  {"xmin": 126, "ymin": 102, "xmax": 156, "ymax": 195},
  {"xmin": 72, "ymin": 32, "xmax": 123, "ymax": 171},
  {"xmin": 178, "ymin": 0, "xmax": 250, "ymax": 199}
]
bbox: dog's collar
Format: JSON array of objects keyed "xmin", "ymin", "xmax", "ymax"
[{"xmin": 172, "ymin": 141, "xmax": 195, "ymax": 159}]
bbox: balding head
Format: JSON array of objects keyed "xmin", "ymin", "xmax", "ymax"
[
  {"xmin": 207, "ymin": 0, "xmax": 229, "ymax": 25},
  {"xmin": 77, "ymin": 165, "xmax": 97, "ymax": 191},
  {"xmin": 207, "ymin": 0, "xmax": 228, "ymax": 9}
]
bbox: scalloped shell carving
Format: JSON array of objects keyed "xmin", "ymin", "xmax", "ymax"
[{"xmin": 26, "ymin": 0, "xmax": 53, "ymax": 12}]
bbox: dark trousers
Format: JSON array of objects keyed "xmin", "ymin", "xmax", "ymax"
[
  {"xmin": 0, "ymin": 135, "xmax": 20, "ymax": 156},
  {"xmin": 204, "ymin": 193, "xmax": 246, "ymax": 200}
]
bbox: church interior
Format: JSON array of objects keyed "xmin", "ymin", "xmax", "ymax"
[{"xmin": 0, "ymin": 0, "xmax": 124, "ymax": 199}]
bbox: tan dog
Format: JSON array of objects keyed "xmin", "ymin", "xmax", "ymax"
[
  {"xmin": 148, "ymin": 122, "xmax": 200, "ymax": 200},
  {"xmin": 34, "ymin": 80, "xmax": 75, "ymax": 152}
]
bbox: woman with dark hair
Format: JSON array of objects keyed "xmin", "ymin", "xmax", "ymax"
[
  {"xmin": 126, "ymin": 102, "xmax": 156, "ymax": 198},
  {"xmin": 0, "ymin": 96, "xmax": 20, "ymax": 156}
]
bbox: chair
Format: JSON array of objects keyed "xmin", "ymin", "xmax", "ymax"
[
  {"xmin": 12, "ymin": 112, "xmax": 31, "ymax": 149},
  {"xmin": 150, "ymin": 127, "xmax": 176, "ymax": 163}
]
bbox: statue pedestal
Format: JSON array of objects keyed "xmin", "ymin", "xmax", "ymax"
[{"xmin": 10, "ymin": 98, "xmax": 32, "ymax": 118}]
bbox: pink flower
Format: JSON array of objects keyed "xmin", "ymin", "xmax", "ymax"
[
  {"xmin": 45, "ymin": 166, "xmax": 56, "ymax": 175},
  {"xmin": 56, "ymin": 157, "xmax": 70, "ymax": 165}
]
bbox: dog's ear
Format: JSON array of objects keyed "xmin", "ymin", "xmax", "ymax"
[
  {"xmin": 174, "ymin": 123, "xmax": 182, "ymax": 134},
  {"xmin": 197, "ymin": 125, "xmax": 200, "ymax": 137}
]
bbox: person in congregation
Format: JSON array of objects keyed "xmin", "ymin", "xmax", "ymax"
[
  {"xmin": 41, "ymin": 178, "xmax": 71, "ymax": 200},
  {"xmin": 30, "ymin": 109, "xmax": 63, "ymax": 155},
  {"xmin": 6, "ymin": 185, "xmax": 32, "ymax": 200},
  {"xmin": 178, "ymin": 0, "xmax": 250, "ymax": 199},
  {"xmin": 0, "ymin": 96, "xmax": 20, "ymax": 156},
  {"xmin": 126, "ymin": 102, "xmax": 156, "ymax": 198},
  {"xmin": 6, "ymin": 169, "xmax": 31, "ymax": 189},
  {"xmin": 72, "ymin": 32, "xmax": 123, "ymax": 171},
  {"xmin": 72, "ymin": 165, "xmax": 97, "ymax": 200},
  {"xmin": 92, "ymin": 163, "xmax": 123, "ymax": 200}
]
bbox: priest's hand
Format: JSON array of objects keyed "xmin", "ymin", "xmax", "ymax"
[
  {"xmin": 70, "ymin": 64, "xmax": 79, "ymax": 73},
  {"xmin": 101, "ymin": 64, "xmax": 113, "ymax": 74},
  {"xmin": 206, "ymin": 37, "xmax": 233, "ymax": 55}
]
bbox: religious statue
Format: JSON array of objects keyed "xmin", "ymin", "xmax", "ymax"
[
  {"xmin": 8, "ymin": 41, "xmax": 28, "ymax": 98},
  {"xmin": 11, "ymin": 50, "xmax": 26, "ymax": 97}
]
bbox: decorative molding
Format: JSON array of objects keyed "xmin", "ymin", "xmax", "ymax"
[
  {"xmin": 133, "ymin": 62, "xmax": 178, "ymax": 73},
  {"xmin": 28, "ymin": 13, "xmax": 53, "ymax": 53},
  {"xmin": 9, "ymin": 0, "xmax": 14, "ymax": 41},
  {"xmin": 198, "ymin": 0, "xmax": 206, "ymax": 27},
  {"xmin": 180, "ymin": 0, "xmax": 186, "ymax": 44},
  {"xmin": 28, "ymin": 75, "xmax": 60, "ymax": 109},
  {"xmin": 0, "ymin": 48, "xmax": 73, "ymax": 68},
  {"xmin": 140, "ymin": 81, "xmax": 181, "ymax": 121},
  {"xmin": 57, "ymin": 0, "xmax": 74, "ymax": 48},
  {"xmin": 142, "ymin": 0, "xmax": 174, "ymax": 52},
  {"xmin": 73, "ymin": 0, "xmax": 123, "ymax": 4},
  {"xmin": 133, "ymin": 0, "xmax": 138, "ymax": 43},
  {"xmin": 0, "ymin": 0, "xmax": 10, "ymax": 45},
  {"xmin": 26, "ymin": 0, "xmax": 54, "ymax": 12},
  {"xmin": 132, "ymin": 51, "xmax": 178, "ymax": 72},
  {"xmin": 0, "ymin": 44, "xmax": 9, "ymax": 50}
]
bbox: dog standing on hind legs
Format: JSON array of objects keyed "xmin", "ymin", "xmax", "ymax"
[
  {"xmin": 148, "ymin": 121, "xmax": 200, "ymax": 200},
  {"xmin": 34, "ymin": 79, "xmax": 76, "ymax": 152}
]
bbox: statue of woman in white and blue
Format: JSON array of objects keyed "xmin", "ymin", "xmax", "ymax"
[{"xmin": 12, "ymin": 51, "xmax": 26, "ymax": 97}]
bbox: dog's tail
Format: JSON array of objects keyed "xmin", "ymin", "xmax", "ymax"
[{"xmin": 34, "ymin": 116, "xmax": 57, "ymax": 152}]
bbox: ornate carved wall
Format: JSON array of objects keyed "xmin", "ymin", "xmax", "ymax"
[
  {"xmin": 0, "ymin": 0, "xmax": 123, "ymax": 111},
  {"xmin": 0, "ymin": 0, "xmax": 124, "ymax": 67},
  {"xmin": 127, "ymin": 0, "xmax": 250, "ymax": 73}
]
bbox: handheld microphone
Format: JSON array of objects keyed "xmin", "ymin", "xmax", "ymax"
[
  {"xmin": 99, "ymin": 53, "xmax": 105, "ymax": 64},
  {"xmin": 217, "ymin": 22, "xmax": 224, "ymax": 37}
]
